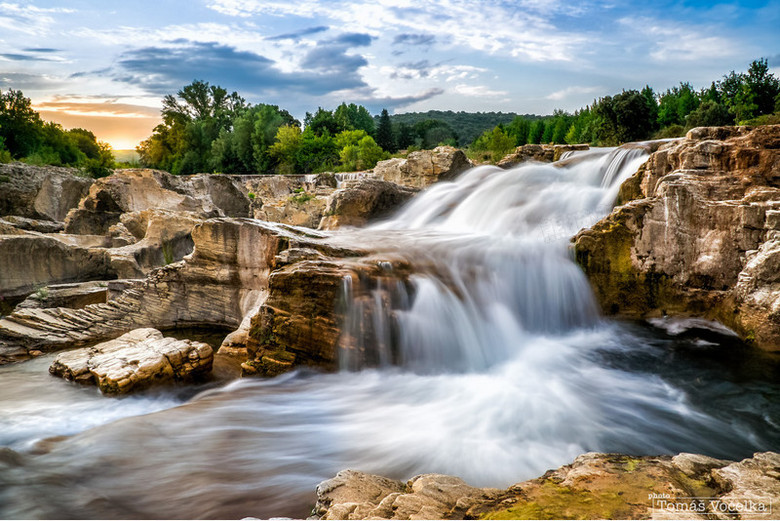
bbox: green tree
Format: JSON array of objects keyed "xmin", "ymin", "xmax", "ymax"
[
  {"xmin": 334, "ymin": 102, "xmax": 375, "ymax": 135},
  {"xmin": 413, "ymin": 119, "xmax": 458, "ymax": 148},
  {"xmin": 375, "ymin": 108, "xmax": 395, "ymax": 152},
  {"xmin": 268, "ymin": 125, "xmax": 303, "ymax": 174},
  {"xmin": 0, "ymin": 89, "xmax": 43, "ymax": 158},
  {"xmin": 471, "ymin": 125, "xmax": 515, "ymax": 161},
  {"xmin": 304, "ymin": 108, "xmax": 343, "ymax": 136},
  {"xmin": 138, "ymin": 80, "xmax": 245, "ymax": 174},
  {"xmin": 339, "ymin": 135, "xmax": 388, "ymax": 171},
  {"xmin": 744, "ymin": 58, "xmax": 780, "ymax": 116},
  {"xmin": 684, "ymin": 100, "xmax": 734, "ymax": 128},
  {"xmin": 506, "ymin": 117, "xmax": 531, "ymax": 145}
]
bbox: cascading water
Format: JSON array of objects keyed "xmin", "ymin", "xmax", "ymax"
[{"xmin": 1, "ymin": 147, "xmax": 779, "ymax": 519}]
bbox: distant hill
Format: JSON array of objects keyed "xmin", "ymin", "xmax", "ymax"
[
  {"xmin": 378, "ymin": 110, "xmax": 543, "ymax": 146},
  {"xmin": 113, "ymin": 149, "xmax": 139, "ymax": 163}
]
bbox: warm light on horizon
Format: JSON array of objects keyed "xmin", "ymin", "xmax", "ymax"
[{"xmin": 106, "ymin": 139, "xmax": 142, "ymax": 151}]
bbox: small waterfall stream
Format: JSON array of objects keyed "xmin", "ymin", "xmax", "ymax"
[{"xmin": 1, "ymin": 147, "xmax": 778, "ymax": 519}]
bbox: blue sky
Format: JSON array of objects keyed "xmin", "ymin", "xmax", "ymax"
[{"xmin": 0, "ymin": 0, "xmax": 777, "ymax": 148}]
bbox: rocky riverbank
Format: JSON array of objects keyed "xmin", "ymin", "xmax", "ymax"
[
  {"xmin": 574, "ymin": 125, "xmax": 780, "ymax": 350},
  {"xmin": 313, "ymin": 452, "xmax": 780, "ymax": 520}
]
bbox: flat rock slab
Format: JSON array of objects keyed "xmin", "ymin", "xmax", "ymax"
[{"xmin": 50, "ymin": 328, "xmax": 213, "ymax": 394}]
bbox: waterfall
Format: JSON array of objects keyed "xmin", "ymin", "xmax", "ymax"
[{"xmin": 337, "ymin": 147, "xmax": 649, "ymax": 372}]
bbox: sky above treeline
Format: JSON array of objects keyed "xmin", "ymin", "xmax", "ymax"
[{"xmin": 1, "ymin": 0, "xmax": 778, "ymax": 149}]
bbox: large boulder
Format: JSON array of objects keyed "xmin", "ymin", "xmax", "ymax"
[
  {"xmin": 318, "ymin": 179, "xmax": 418, "ymax": 230},
  {"xmin": 574, "ymin": 125, "xmax": 780, "ymax": 350},
  {"xmin": 0, "ymin": 163, "xmax": 93, "ymax": 222},
  {"xmin": 64, "ymin": 169, "xmax": 251, "ymax": 235},
  {"xmin": 314, "ymin": 452, "xmax": 780, "ymax": 520},
  {"xmin": 373, "ymin": 146, "xmax": 472, "ymax": 188},
  {"xmin": 49, "ymin": 328, "xmax": 213, "ymax": 394}
]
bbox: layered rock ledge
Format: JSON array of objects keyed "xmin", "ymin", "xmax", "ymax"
[
  {"xmin": 49, "ymin": 328, "xmax": 213, "ymax": 394},
  {"xmin": 314, "ymin": 452, "xmax": 780, "ymax": 520},
  {"xmin": 575, "ymin": 125, "xmax": 780, "ymax": 350}
]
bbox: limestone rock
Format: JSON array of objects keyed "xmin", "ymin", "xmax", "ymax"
[
  {"xmin": 0, "ymin": 216, "xmax": 64, "ymax": 233},
  {"xmin": 497, "ymin": 143, "xmax": 590, "ymax": 167},
  {"xmin": 0, "ymin": 234, "xmax": 113, "ymax": 298},
  {"xmin": 17, "ymin": 281, "xmax": 108, "ymax": 309},
  {"xmin": 315, "ymin": 452, "xmax": 780, "ymax": 520},
  {"xmin": 313, "ymin": 470, "xmax": 499, "ymax": 521},
  {"xmin": 0, "ymin": 218, "xmax": 340, "ymax": 365},
  {"xmin": 64, "ymin": 169, "xmax": 251, "ymax": 235},
  {"xmin": 0, "ymin": 163, "xmax": 92, "ymax": 222},
  {"xmin": 575, "ymin": 125, "xmax": 780, "ymax": 350},
  {"xmin": 49, "ymin": 328, "xmax": 213, "ymax": 394},
  {"xmin": 373, "ymin": 146, "xmax": 472, "ymax": 188},
  {"xmin": 319, "ymin": 179, "xmax": 418, "ymax": 230}
]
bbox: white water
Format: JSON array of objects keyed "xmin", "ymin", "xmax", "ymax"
[{"xmin": 1, "ymin": 147, "xmax": 778, "ymax": 519}]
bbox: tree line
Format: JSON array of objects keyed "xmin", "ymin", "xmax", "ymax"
[
  {"xmin": 470, "ymin": 58, "xmax": 780, "ymax": 161},
  {"xmin": 2, "ymin": 58, "xmax": 778, "ymax": 176},
  {"xmin": 0, "ymin": 89, "xmax": 114, "ymax": 177}
]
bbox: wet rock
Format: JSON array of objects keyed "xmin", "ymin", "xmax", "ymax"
[
  {"xmin": 0, "ymin": 163, "xmax": 92, "ymax": 222},
  {"xmin": 49, "ymin": 328, "xmax": 213, "ymax": 394},
  {"xmin": 319, "ymin": 179, "xmax": 418, "ymax": 230},
  {"xmin": 315, "ymin": 452, "xmax": 780, "ymax": 520},
  {"xmin": 374, "ymin": 146, "xmax": 472, "ymax": 188},
  {"xmin": 575, "ymin": 125, "xmax": 780, "ymax": 350}
]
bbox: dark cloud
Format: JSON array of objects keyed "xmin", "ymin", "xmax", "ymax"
[
  {"xmin": 356, "ymin": 88, "xmax": 445, "ymax": 113},
  {"xmin": 768, "ymin": 54, "xmax": 780, "ymax": 66},
  {"xmin": 332, "ymin": 33, "xmax": 374, "ymax": 47},
  {"xmin": 392, "ymin": 33, "xmax": 436, "ymax": 46},
  {"xmin": 0, "ymin": 52, "xmax": 57, "ymax": 62},
  {"xmin": 23, "ymin": 48, "xmax": 61, "ymax": 53},
  {"xmin": 300, "ymin": 33, "xmax": 373, "ymax": 74},
  {"xmin": 267, "ymin": 26, "xmax": 329, "ymax": 41},
  {"xmin": 0, "ymin": 72, "xmax": 64, "ymax": 90},
  {"xmin": 112, "ymin": 41, "xmax": 368, "ymax": 96}
]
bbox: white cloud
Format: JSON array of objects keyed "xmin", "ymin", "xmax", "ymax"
[
  {"xmin": 206, "ymin": 0, "xmax": 590, "ymax": 62},
  {"xmin": 619, "ymin": 16, "xmax": 742, "ymax": 62},
  {"xmin": 546, "ymin": 86, "xmax": 602, "ymax": 100},
  {"xmin": 0, "ymin": 2, "xmax": 75, "ymax": 35},
  {"xmin": 453, "ymin": 84, "xmax": 508, "ymax": 97}
]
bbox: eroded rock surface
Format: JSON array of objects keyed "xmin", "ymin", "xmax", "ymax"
[
  {"xmin": 64, "ymin": 169, "xmax": 251, "ymax": 235},
  {"xmin": 575, "ymin": 125, "xmax": 780, "ymax": 350},
  {"xmin": 319, "ymin": 179, "xmax": 418, "ymax": 230},
  {"xmin": 497, "ymin": 143, "xmax": 590, "ymax": 167},
  {"xmin": 49, "ymin": 328, "xmax": 212, "ymax": 394},
  {"xmin": 0, "ymin": 163, "xmax": 92, "ymax": 222},
  {"xmin": 373, "ymin": 146, "xmax": 471, "ymax": 188},
  {"xmin": 314, "ymin": 452, "xmax": 780, "ymax": 520}
]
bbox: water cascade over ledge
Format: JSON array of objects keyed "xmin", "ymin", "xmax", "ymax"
[{"xmin": 1, "ymin": 145, "xmax": 778, "ymax": 519}]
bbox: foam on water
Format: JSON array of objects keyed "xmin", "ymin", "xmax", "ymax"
[{"xmin": 1, "ymin": 146, "xmax": 778, "ymax": 519}]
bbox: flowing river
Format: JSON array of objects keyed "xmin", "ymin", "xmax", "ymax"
[{"xmin": 1, "ymin": 148, "xmax": 779, "ymax": 519}]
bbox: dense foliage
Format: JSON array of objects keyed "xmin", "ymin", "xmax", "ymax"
[
  {"xmin": 0, "ymin": 89, "xmax": 114, "ymax": 176},
  {"xmin": 380, "ymin": 110, "xmax": 535, "ymax": 146},
  {"xmin": 470, "ymin": 59, "xmax": 780, "ymax": 160}
]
